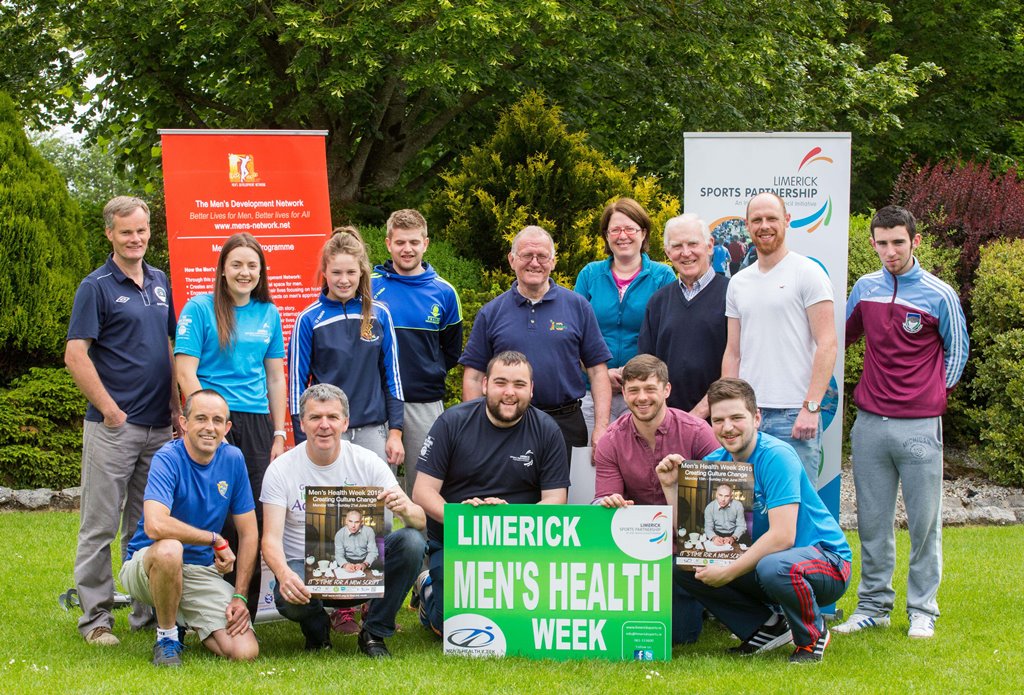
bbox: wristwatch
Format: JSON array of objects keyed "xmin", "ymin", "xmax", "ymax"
[{"xmin": 802, "ymin": 400, "xmax": 821, "ymax": 413}]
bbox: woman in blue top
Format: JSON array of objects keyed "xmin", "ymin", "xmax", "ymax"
[
  {"xmin": 289, "ymin": 227, "xmax": 405, "ymax": 467},
  {"xmin": 574, "ymin": 198, "xmax": 676, "ymax": 431},
  {"xmin": 174, "ymin": 232, "xmax": 287, "ymax": 617}
]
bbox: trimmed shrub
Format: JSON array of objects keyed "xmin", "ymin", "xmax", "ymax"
[
  {"xmin": 967, "ymin": 239, "xmax": 1024, "ymax": 485},
  {"xmin": 0, "ymin": 367, "xmax": 86, "ymax": 489},
  {"xmin": 0, "ymin": 92, "xmax": 91, "ymax": 378},
  {"xmin": 430, "ymin": 91, "xmax": 679, "ymax": 278}
]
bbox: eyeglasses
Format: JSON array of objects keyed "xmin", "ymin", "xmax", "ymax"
[
  {"xmin": 607, "ymin": 226, "xmax": 642, "ymax": 238},
  {"xmin": 516, "ymin": 253, "xmax": 552, "ymax": 264}
]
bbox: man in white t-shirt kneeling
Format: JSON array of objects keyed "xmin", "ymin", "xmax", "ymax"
[{"xmin": 261, "ymin": 383, "xmax": 426, "ymax": 657}]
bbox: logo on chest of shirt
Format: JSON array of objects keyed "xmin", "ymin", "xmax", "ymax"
[
  {"xmin": 242, "ymin": 322, "xmax": 273, "ymax": 345},
  {"xmin": 116, "ymin": 296, "xmax": 130, "ymax": 304},
  {"xmin": 549, "ymin": 320, "xmax": 566, "ymax": 332},
  {"xmin": 902, "ymin": 312, "xmax": 923, "ymax": 334},
  {"xmin": 217, "ymin": 480, "xmax": 229, "ymax": 499},
  {"xmin": 509, "ymin": 449, "xmax": 534, "ymax": 467},
  {"xmin": 154, "ymin": 286, "xmax": 167, "ymax": 304},
  {"xmin": 426, "ymin": 304, "xmax": 441, "ymax": 325}
]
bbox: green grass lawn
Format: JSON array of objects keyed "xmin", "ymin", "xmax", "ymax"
[{"xmin": 1, "ymin": 512, "xmax": 1021, "ymax": 693}]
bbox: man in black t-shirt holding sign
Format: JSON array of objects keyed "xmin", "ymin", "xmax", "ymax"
[{"xmin": 411, "ymin": 351, "xmax": 569, "ymax": 636}]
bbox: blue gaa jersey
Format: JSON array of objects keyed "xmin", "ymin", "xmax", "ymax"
[
  {"xmin": 705, "ymin": 432, "xmax": 851, "ymax": 562},
  {"xmin": 66, "ymin": 256, "xmax": 176, "ymax": 427},
  {"xmin": 127, "ymin": 439, "xmax": 255, "ymax": 566},
  {"xmin": 371, "ymin": 260, "xmax": 463, "ymax": 403},
  {"xmin": 174, "ymin": 294, "xmax": 284, "ymax": 414},
  {"xmin": 288, "ymin": 293, "xmax": 404, "ymax": 436}
]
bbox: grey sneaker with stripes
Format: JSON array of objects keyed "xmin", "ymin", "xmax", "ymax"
[{"xmin": 833, "ymin": 613, "xmax": 891, "ymax": 634}]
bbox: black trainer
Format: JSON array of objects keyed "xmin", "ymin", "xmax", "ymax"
[
  {"xmin": 358, "ymin": 628, "xmax": 391, "ymax": 658},
  {"xmin": 729, "ymin": 617, "xmax": 793, "ymax": 655},
  {"xmin": 789, "ymin": 627, "xmax": 830, "ymax": 664}
]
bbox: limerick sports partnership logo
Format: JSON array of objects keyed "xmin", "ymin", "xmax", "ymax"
[{"xmin": 790, "ymin": 146, "xmax": 834, "ymax": 234}]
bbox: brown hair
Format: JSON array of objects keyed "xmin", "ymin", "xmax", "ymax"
[
  {"xmin": 706, "ymin": 378, "xmax": 758, "ymax": 417},
  {"xmin": 214, "ymin": 233, "xmax": 272, "ymax": 349},
  {"xmin": 386, "ymin": 209, "xmax": 427, "ymax": 238},
  {"xmin": 103, "ymin": 196, "xmax": 150, "ymax": 229},
  {"xmin": 621, "ymin": 354, "xmax": 669, "ymax": 386},
  {"xmin": 599, "ymin": 197, "xmax": 651, "ymax": 255},
  {"xmin": 320, "ymin": 226, "xmax": 374, "ymax": 340},
  {"xmin": 486, "ymin": 350, "xmax": 533, "ymax": 379}
]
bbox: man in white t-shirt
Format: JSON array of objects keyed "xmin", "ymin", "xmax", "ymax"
[
  {"xmin": 261, "ymin": 384, "xmax": 426, "ymax": 657},
  {"xmin": 721, "ymin": 193, "xmax": 837, "ymax": 487}
]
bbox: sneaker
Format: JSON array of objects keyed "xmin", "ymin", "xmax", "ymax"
[
  {"xmin": 833, "ymin": 613, "xmax": 891, "ymax": 634},
  {"xmin": 790, "ymin": 628, "xmax": 830, "ymax": 664},
  {"xmin": 357, "ymin": 628, "xmax": 391, "ymax": 658},
  {"xmin": 411, "ymin": 570, "xmax": 432, "ymax": 629},
  {"xmin": 84, "ymin": 626, "xmax": 120, "ymax": 646},
  {"xmin": 908, "ymin": 613, "xmax": 935, "ymax": 638},
  {"xmin": 330, "ymin": 607, "xmax": 361, "ymax": 635},
  {"xmin": 729, "ymin": 617, "xmax": 792, "ymax": 655},
  {"xmin": 152, "ymin": 638, "xmax": 183, "ymax": 667}
]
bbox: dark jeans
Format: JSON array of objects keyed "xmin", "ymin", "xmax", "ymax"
[
  {"xmin": 274, "ymin": 527, "xmax": 426, "ymax": 643},
  {"xmin": 544, "ymin": 405, "xmax": 587, "ymax": 468}
]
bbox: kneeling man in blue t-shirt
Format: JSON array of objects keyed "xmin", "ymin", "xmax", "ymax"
[
  {"xmin": 671, "ymin": 378, "xmax": 851, "ymax": 664},
  {"xmin": 120, "ymin": 389, "xmax": 259, "ymax": 667}
]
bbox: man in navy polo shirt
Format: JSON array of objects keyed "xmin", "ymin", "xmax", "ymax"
[
  {"xmin": 460, "ymin": 226, "xmax": 612, "ymax": 459},
  {"xmin": 412, "ymin": 351, "xmax": 569, "ymax": 637},
  {"xmin": 65, "ymin": 196, "xmax": 179, "ymax": 646}
]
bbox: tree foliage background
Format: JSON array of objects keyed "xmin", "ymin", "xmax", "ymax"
[
  {"xmin": 0, "ymin": 91, "xmax": 90, "ymax": 378},
  {"xmin": 5, "ymin": 0, "xmax": 943, "ymax": 214}
]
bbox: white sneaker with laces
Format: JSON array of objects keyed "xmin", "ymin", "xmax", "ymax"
[
  {"xmin": 833, "ymin": 613, "xmax": 891, "ymax": 634},
  {"xmin": 908, "ymin": 613, "xmax": 935, "ymax": 638}
]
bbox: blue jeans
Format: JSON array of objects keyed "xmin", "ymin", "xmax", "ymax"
[
  {"xmin": 274, "ymin": 527, "xmax": 425, "ymax": 643},
  {"xmin": 422, "ymin": 540, "xmax": 445, "ymax": 635},
  {"xmin": 673, "ymin": 571, "xmax": 704, "ymax": 644},
  {"xmin": 678, "ymin": 545, "xmax": 850, "ymax": 647},
  {"xmin": 759, "ymin": 407, "xmax": 822, "ymax": 487}
]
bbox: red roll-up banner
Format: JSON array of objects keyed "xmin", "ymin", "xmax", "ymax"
[{"xmin": 160, "ymin": 129, "xmax": 331, "ymax": 338}]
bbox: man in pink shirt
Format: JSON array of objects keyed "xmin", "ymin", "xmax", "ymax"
[{"xmin": 592, "ymin": 353, "xmax": 718, "ymax": 643}]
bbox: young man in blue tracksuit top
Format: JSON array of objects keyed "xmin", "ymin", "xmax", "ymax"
[{"xmin": 372, "ymin": 209, "xmax": 463, "ymax": 496}]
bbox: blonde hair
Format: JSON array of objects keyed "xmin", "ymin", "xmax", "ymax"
[{"xmin": 320, "ymin": 226, "xmax": 374, "ymax": 339}]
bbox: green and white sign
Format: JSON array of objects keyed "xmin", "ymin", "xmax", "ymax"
[{"xmin": 443, "ymin": 504, "xmax": 672, "ymax": 661}]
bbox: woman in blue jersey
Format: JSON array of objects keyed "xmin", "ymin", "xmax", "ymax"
[
  {"xmin": 289, "ymin": 227, "xmax": 405, "ymax": 467},
  {"xmin": 574, "ymin": 198, "xmax": 676, "ymax": 432},
  {"xmin": 174, "ymin": 232, "xmax": 287, "ymax": 617}
]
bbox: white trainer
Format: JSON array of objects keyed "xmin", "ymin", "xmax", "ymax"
[
  {"xmin": 908, "ymin": 613, "xmax": 935, "ymax": 638},
  {"xmin": 833, "ymin": 613, "xmax": 891, "ymax": 634}
]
